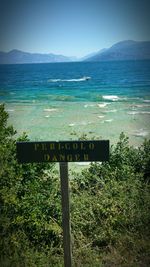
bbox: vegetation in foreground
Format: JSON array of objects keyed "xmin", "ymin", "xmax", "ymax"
[{"xmin": 0, "ymin": 104, "xmax": 150, "ymax": 267}]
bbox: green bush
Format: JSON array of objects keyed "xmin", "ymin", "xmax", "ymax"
[
  {"xmin": 71, "ymin": 133, "xmax": 150, "ymax": 266},
  {"xmin": 0, "ymin": 104, "xmax": 63, "ymax": 266},
  {"xmin": 0, "ymin": 104, "xmax": 150, "ymax": 266}
]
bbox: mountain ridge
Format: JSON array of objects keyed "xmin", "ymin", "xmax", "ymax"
[
  {"xmin": 0, "ymin": 49, "xmax": 72, "ymax": 64},
  {"xmin": 85, "ymin": 40, "xmax": 150, "ymax": 61},
  {"xmin": 0, "ymin": 40, "xmax": 150, "ymax": 64}
]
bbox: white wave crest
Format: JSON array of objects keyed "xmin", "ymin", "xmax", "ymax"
[
  {"xmin": 128, "ymin": 111, "xmax": 139, "ymax": 115},
  {"xmin": 97, "ymin": 103, "xmax": 110, "ymax": 108},
  {"xmin": 132, "ymin": 129, "xmax": 149, "ymax": 137},
  {"xmin": 132, "ymin": 104, "xmax": 150, "ymax": 108},
  {"xmin": 104, "ymin": 109, "xmax": 117, "ymax": 113},
  {"xmin": 69, "ymin": 121, "xmax": 92, "ymax": 127},
  {"xmin": 101, "ymin": 119, "xmax": 113, "ymax": 123},
  {"xmin": 6, "ymin": 109, "xmax": 14, "ymax": 112},
  {"xmin": 44, "ymin": 108, "xmax": 58, "ymax": 112},
  {"xmin": 102, "ymin": 95, "xmax": 120, "ymax": 101},
  {"xmin": 98, "ymin": 115, "xmax": 105, "ymax": 118},
  {"xmin": 140, "ymin": 111, "xmax": 150, "ymax": 114},
  {"xmin": 143, "ymin": 100, "xmax": 150, "ymax": 103},
  {"xmin": 128, "ymin": 111, "xmax": 150, "ymax": 115},
  {"xmin": 104, "ymin": 119, "xmax": 113, "ymax": 122},
  {"xmin": 84, "ymin": 104, "xmax": 95, "ymax": 108}
]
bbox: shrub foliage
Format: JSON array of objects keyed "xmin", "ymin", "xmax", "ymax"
[{"xmin": 0, "ymin": 104, "xmax": 150, "ymax": 266}]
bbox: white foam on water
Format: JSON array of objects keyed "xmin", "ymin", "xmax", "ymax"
[
  {"xmin": 104, "ymin": 119, "xmax": 113, "ymax": 122},
  {"xmin": 128, "ymin": 111, "xmax": 139, "ymax": 115},
  {"xmin": 140, "ymin": 111, "xmax": 150, "ymax": 114},
  {"xmin": 143, "ymin": 100, "xmax": 150, "ymax": 103},
  {"xmin": 128, "ymin": 111, "xmax": 150, "ymax": 115},
  {"xmin": 131, "ymin": 104, "xmax": 150, "ymax": 108},
  {"xmin": 101, "ymin": 119, "xmax": 113, "ymax": 123},
  {"xmin": 132, "ymin": 129, "xmax": 149, "ymax": 137},
  {"xmin": 104, "ymin": 109, "xmax": 117, "ymax": 113},
  {"xmin": 130, "ymin": 97, "xmax": 141, "ymax": 100},
  {"xmin": 98, "ymin": 115, "xmax": 105, "ymax": 118},
  {"xmin": 84, "ymin": 104, "xmax": 95, "ymax": 108},
  {"xmin": 48, "ymin": 76, "xmax": 91, "ymax": 82},
  {"xmin": 69, "ymin": 121, "xmax": 92, "ymax": 127},
  {"xmin": 79, "ymin": 121, "xmax": 92, "ymax": 126},
  {"xmin": 102, "ymin": 95, "xmax": 120, "ymax": 101},
  {"xmin": 48, "ymin": 79, "xmax": 61, "ymax": 82},
  {"xmin": 6, "ymin": 109, "xmax": 15, "ymax": 112},
  {"xmin": 45, "ymin": 115, "xmax": 50, "ymax": 118},
  {"xmin": 44, "ymin": 108, "xmax": 58, "ymax": 112},
  {"xmin": 97, "ymin": 103, "xmax": 110, "ymax": 108}
]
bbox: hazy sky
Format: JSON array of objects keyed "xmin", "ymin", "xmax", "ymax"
[{"xmin": 0, "ymin": 0, "xmax": 150, "ymax": 57}]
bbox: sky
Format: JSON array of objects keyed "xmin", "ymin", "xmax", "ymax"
[{"xmin": 0, "ymin": 0, "xmax": 150, "ymax": 57}]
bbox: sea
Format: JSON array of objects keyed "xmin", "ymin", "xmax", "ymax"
[{"xmin": 0, "ymin": 60, "xmax": 150, "ymax": 147}]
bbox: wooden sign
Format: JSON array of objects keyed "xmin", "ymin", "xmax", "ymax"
[
  {"xmin": 16, "ymin": 140, "xmax": 109, "ymax": 163},
  {"xmin": 16, "ymin": 139, "xmax": 109, "ymax": 267}
]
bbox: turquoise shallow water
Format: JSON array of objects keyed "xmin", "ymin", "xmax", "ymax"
[{"xmin": 0, "ymin": 61, "xmax": 150, "ymax": 146}]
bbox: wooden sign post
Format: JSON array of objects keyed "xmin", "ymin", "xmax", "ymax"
[
  {"xmin": 16, "ymin": 140, "xmax": 109, "ymax": 267},
  {"xmin": 59, "ymin": 162, "xmax": 72, "ymax": 267}
]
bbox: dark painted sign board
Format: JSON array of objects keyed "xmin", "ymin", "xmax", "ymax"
[
  {"xmin": 16, "ymin": 139, "xmax": 109, "ymax": 267},
  {"xmin": 16, "ymin": 140, "xmax": 109, "ymax": 163}
]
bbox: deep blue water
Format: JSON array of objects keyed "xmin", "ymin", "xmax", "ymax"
[{"xmin": 0, "ymin": 60, "xmax": 150, "ymax": 103}]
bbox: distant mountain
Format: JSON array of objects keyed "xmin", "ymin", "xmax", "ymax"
[
  {"xmin": 0, "ymin": 49, "xmax": 72, "ymax": 64},
  {"xmin": 85, "ymin": 40, "xmax": 150, "ymax": 61},
  {"xmin": 81, "ymin": 49, "xmax": 107, "ymax": 61},
  {"xmin": 1, "ymin": 41, "xmax": 150, "ymax": 64}
]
